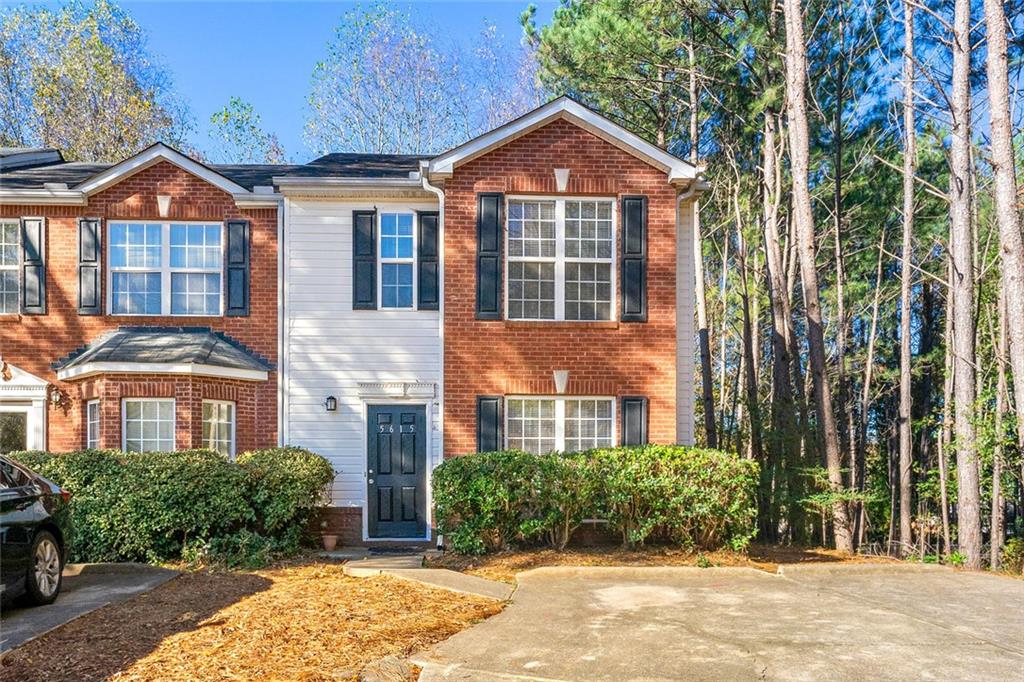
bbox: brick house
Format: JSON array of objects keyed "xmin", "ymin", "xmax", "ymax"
[{"xmin": 0, "ymin": 98, "xmax": 705, "ymax": 545}]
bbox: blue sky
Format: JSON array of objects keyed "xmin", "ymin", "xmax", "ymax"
[{"xmin": 111, "ymin": 1, "xmax": 557, "ymax": 161}]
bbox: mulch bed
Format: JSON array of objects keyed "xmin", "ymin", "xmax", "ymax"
[
  {"xmin": 427, "ymin": 544, "xmax": 897, "ymax": 583},
  {"xmin": 1, "ymin": 561, "xmax": 502, "ymax": 682}
]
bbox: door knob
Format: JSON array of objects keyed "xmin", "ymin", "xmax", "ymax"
[{"xmin": 368, "ymin": 479, "xmax": 375, "ymax": 484}]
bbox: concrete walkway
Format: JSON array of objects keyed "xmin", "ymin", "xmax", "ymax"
[
  {"xmin": 0, "ymin": 563, "xmax": 178, "ymax": 655},
  {"xmin": 413, "ymin": 564, "xmax": 1024, "ymax": 681},
  {"xmin": 342, "ymin": 554, "xmax": 515, "ymax": 601}
]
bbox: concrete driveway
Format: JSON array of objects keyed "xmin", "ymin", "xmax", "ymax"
[
  {"xmin": 414, "ymin": 564, "xmax": 1024, "ymax": 681},
  {"xmin": 1, "ymin": 563, "xmax": 177, "ymax": 654}
]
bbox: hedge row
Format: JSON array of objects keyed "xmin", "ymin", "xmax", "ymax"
[
  {"xmin": 432, "ymin": 446, "xmax": 759, "ymax": 555},
  {"xmin": 12, "ymin": 447, "xmax": 334, "ymax": 567}
]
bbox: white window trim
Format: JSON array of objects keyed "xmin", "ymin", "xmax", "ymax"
[
  {"xmin": 0, "ymin": 219, "xmax": 19, "ymax": 315},
  {"xmin": 106, "ymin": 221, "xmax": 225, "ymax": 317},
  {"xmin": 86, "ymin": 399, "xmax": 100, "ymax": 449},
  {"xmin": 504, "ymin": 195, "xmax": 617, "ymax": 322},
  {"xmin": 121, "ymin": 397, "xmax": 176, "ymax": 452},
  {"xmin": 202, "ymin": 399, "xmax": 236, "ymax": 458},
  {"xmin": 377, "ymin": 212, "xmax": 417, "ymax": 310},
  {"xmin": 504, "ymin": 395, "xmax": 617, "ymax": 453}
]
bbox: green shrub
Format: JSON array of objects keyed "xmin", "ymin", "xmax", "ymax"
[
  {"xmin": 182, "ymin": 530, "xmax": 274, "ymax": 570},
  {"xmin": 7, "ymin": 447, "xmax": 334, "ymax": 566},
  {"xmin": 1001, "ymin": 537, "xmax": 1024, "ymax": 574},
  {"xmin": 432, "ymin": 446, "xmax": 758, "ymax": 555},
  {"xmin": 238, "ymin": 446, "xmax": 335, "ymax": 553}
]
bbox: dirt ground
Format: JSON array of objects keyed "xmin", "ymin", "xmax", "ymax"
[
  {"xmin": 0, "ymin": 561, "xmax": 502, "ymax": 682},
  {"xmin": 427, "ymin": 543, "xmax": 898, "ymax": 583}
]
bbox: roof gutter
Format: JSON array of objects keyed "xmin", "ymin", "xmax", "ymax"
[{"xmin": 0, "ymin": 189, "xmax": 87, "ymax": 205}]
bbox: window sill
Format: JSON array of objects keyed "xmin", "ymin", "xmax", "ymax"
[{"xmin": 503, "ymin": 320, "xmax": 620, "ymax": 330}]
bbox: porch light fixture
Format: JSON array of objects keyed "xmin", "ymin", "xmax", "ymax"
[
  {"xmin": 156, "ymin": 194, "xmax": 171, "ymax": 217},
  {"xmin": 323, "ymin": 395, "xmax": 337, "ymax": 412},
  {"xmin": 553, "ymin": 370, "xmax": 569, "ymax": 394},
  {"xmin": 554, "ymin": 168, "xmax": 570, "ymax": 192}
]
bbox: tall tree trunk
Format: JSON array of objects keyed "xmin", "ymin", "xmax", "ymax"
[
  {"xmin": 949, "ymin": 0, "xmax": 982, "ymax": 568},
  {"xmin": 857, "ymin": 228, "xmax": 887, "ymax": 545},
  {"xmin": 983, "ymin": 0, "xmax": 1024, "ymax": 458},
  {"xmin": 898, "ymin": 0, "xmax": 916, "ymax": 556},
  {"xmin": 689, "ymin": 36, "xmax": 718, "ymax": 449},
  {"xmin": 784, "ymin": 0, "xmax": 853, "ymax": 552},
  {"xmin": 991, "ymin": 287, "xmax": 1008, "ymax": 569},
  {"xmin": 735, "ymin": 188, "xmax": 765, "ymax": 468},
  {"xmin": 938, "ymin": 258, "xmax": 954, "ymax": 556}
]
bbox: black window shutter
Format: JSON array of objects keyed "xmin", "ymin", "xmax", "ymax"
[
  {"xmin": 476, "ymin": 396, "xmax": 503, "ymax": 452},
  {"xmin": 352, "ymin": 209, "xmax": 377, "ymax": 310},
  {"xmin": 620, "ymin": 195, "xmax": 648, "ymax": 322},
  {"xmin": 621, "ymin": 396, "xmax": 649, "ymax": 445},
  {"xmin": 20, "ymin": 217, "xmax": 45, "ymax": 314},
  {"xmin": 77, "ymin": 218, "xmax": 102, "ymax": 315},
  {"xmin": 476, "ymin": 193, "xmax": 503, "ymax": 320},
  {"xmin": 225, "ymin": 220, "xmax": 250, "ymax": 316},
  {"xmin": 417, "ymin": 211, "xmax": 439, "ymax": 310}
]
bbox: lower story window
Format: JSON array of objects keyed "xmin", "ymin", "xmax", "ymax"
[
  {"xmin": 86, "ymin": 400, "xmax": 100, "ymax": 448},
  {"xmin": 505, "ymin": 396, "xmax": 614, "ymax": 455},
  {"xmin": 122, "ymin": 399, "xmax": 175, "ymax": 452},
  {"xmin": 202, "ymin": 400, "xmax": 235, "ymax": 457}
]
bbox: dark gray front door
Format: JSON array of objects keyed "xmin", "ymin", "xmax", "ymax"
[{"xmin": 367, "ymin": 405, "xmax": 427, "ymax": 538}]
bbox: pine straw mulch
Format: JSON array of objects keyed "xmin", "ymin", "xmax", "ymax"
[
  {"xmin": 1, "ymin": 561, "xmax": 503, "ymax": 682},
  {"xmin": 427, "ymin": 543, "xmax": 898, "ymax": 584}
]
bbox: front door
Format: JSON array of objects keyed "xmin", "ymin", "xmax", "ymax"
[{"xmin": 367, "ymin": 405, "xmax": 427, "ymax": 538}]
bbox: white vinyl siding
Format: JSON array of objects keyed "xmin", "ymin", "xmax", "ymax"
[
  {"xmin": 282, "ymin": 198, "xmax": 442, "ymax": 508},
  {"xmin": 505, "ymin": 396, "xmax": 615, "ymax": 454},
  {"xmin": 122, "ymin": 399, "xmax": 175, "ymax": 452}
]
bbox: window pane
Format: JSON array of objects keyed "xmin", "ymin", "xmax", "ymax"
[
  {"xmin": 381, "ymin": 263, "xmax": 413, "ymax": 308},
  {"xmin": 0, "ymin": 222, "xmax": 19, "ymax": 314},
  {"xmin": 0, "ymin": 222, "xmax": 18, "ymax": 266},
  {"xmin": 506, "ymin": 399, "xmax": 557, "ymax": 455},
  {"xmin": 380, "ymin": 214, "xmax": 414, "ymax": 261},
  {"xmin": 508, "ymin": 200, "xmax": 555, "ymax": 258},
  {"xmin": 202, "ymin": 401, "xmax": 234, "ymax": 457},
  {"xmin": 112, "ymin": 222, "xmax": 161, "ymax": 267},
  {"xmin": 0, "ymin": 270, "xmax": 17, "ymax": 314},
  {"xmin": 170, "ymin": 223, "xmax": 221, "ymax": 269},
  {"xmin": 564, "ymin": 398, "xmax": 614, "ymax": 453},
  {"xmin": 171, "ymin": 273, "xmax": 221, "ymax": 315},
  {"xmin": 123, "ymin": 400, "xmax": 174, "ymax": 452},
  {"xmin": 565, "ymin": 200, "xmax": 614, "ymax": 259},
  {"xmin": 112, "ymin": 273, "xmax": 161, "ymax": 314},
  {"xmin": 508, "ymin": 261, "xmax": 555, "ymax": 320},
  {"xmin": 565, "ymin": 262, "xmax": 612, "ymax": 321},
  {"xmin": 86, "ymin": 401, "xmax": 100, "ymax": 448}
]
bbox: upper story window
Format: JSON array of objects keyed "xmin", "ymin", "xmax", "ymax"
[
  {"xmin": 506, "ymin": 198, "xmax": 615, "ymax": 321},
  {"xmin": 109, "ymin": 222, "xmax": 223, "ymax": 316},
  {"xmin": 0, "ymin": 220, "xmax": 19, "ymax": 314},
  {"xmin": 379, "ymin": 213, "xmax": 414, "ymax": 309}
]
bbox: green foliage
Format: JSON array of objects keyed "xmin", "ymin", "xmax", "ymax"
[
  {"xmin": 209, "ymin": 96, "xmax": 286, "ymax": 163},
  {"xmin": 8, "ymin": 447, "xmax": 333, "ymax": 566},
  {"xmin": 1000, "ymin": 538, "xmax": 1024, "ymax": 574},
  {"xmin": 947, "ymin": 551, "xmax": 967, "ymax": 567},
  {"xmin": 182, "ymin": 530, "xmax": 274, "ymax": 570},
  {"xmin": 432, "ymin": 446, "xmax": 758, "ymax": 555},
  {"xmin": 238, "ymin": 446, "xmax": 335, "ymax": 554}
]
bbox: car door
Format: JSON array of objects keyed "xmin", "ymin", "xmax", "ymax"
[{"xmin": 0, "ymin": 461, "xmax": 40, "ymax": 593}]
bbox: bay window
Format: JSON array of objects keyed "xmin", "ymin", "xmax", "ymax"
[
  {"xmin": 122, "ymin": 399, "xmax": 175, "ymax": 452},
  {"xmin": 505, "ymin": 396, "xmax": 615, "ymax": 454},
  {"xmin": 202, "ymin": 400, "xmax": 235, "ymax": 457},
  {"xmin": 506, "ymin": 198, "xmax": 615, "ymax": 321},
  {"xmin": 86, "ymin": 400, "xmax": 100, "ymax": 448},
  {"xmin": 109, "ymin": 222, "xmax": 223, "ymax": 315}
]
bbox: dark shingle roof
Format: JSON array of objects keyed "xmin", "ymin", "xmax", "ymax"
[
  {"xmin": 0, "ymin": 152, "xmax": 429, "ymax": 190},
  {"xmin": 53, "ymin": 327, "xmax": 274, "ymax": 373}
]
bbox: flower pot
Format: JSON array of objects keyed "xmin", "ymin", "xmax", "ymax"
[{"xmin": 322, "ymin": 534, "xmax": 339, "ymax": 552}]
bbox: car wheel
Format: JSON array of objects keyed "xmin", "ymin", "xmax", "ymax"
[{"xmin": 25, "ymin": 531, "xmax": 63, "ymax": 606}]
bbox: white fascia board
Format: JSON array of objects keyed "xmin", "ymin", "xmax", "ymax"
[
  {"xmin": 233, "ymin": 193, "xmax": 282, "ymax": 208},
  {"xmin": 427, "ymin": 97, "xmax": 699, "ymax": 182},
  {"xmin": 272, "ymin": 176, "xmax": 424, "ymax": 189},
  {"xmin": 0, "ymin": 189, "xmax": 87, "ymax": 205},
  {"xmin": 75, "ymin": 143, "xmax": 250, "ymax": 197},
  {"xmin": 56, "ymin": 362, "xmax": 268, "ymax": 383}
]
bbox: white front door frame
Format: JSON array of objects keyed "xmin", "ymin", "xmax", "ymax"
[{"xmin": 0, "ymin": 363, "xmax": 49, "ymax": 452}]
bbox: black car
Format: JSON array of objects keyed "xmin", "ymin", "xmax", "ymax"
[{"xmin": 0, "ymin": 456, "xmax": 70, "ymax": 606}]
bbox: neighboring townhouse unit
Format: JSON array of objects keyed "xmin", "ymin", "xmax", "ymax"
[{"xmin": 0, "ymin": 97, "xmax": 705, "ymax": 547}]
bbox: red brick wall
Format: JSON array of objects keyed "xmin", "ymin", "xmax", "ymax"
[
  {"xmin": 0, "ymin": 160, "xmax": 277, "ymax": 451},
  {"xmin": 442, "ymin": 118, "xmax": 678, "ymax": 455}
]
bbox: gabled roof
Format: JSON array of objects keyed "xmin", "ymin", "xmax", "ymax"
[
  {"xmin": 427, "ymin": 96, "xmax": 700, "ymax": 184},
  {"xmin": 53, "ymin": 327, "xmax": 273, "ymax": 382},
  {"xmin": 74, "ymin": 142, "xmax": 250, "ymax": 196}
]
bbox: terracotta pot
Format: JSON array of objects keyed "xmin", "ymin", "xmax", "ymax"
[{"xmin": 322, "ymin": 534, "xmax": 339, "ymax": 552}]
